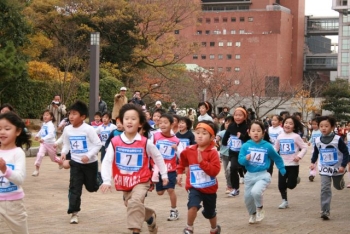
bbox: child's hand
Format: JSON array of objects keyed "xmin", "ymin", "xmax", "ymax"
[
  {"xmin": 308, "ymin": 142, "xmax": 311, "ymax": 146},
  {"xmin": 39, "ymin": 139, "xmax": 44, "ymax": 143},
  {"xmin": 53, "ymin": 143, "xmax": 58, "ymax": 148},
  {"xmin": 310, "ymin": 164, "xmax": 315, "ymax": 170},
  {"xmin": 176, "ymin": 175, "xmax": 183, "ymax": 187},
  {"xmin": 237, "ymin": 132, "xmax": 241, "ymax": 138},
  {"xmin": 0, "ymin": 158, "xmax": 7, "ymax": 174},
  {"xmin": 293, "ymin": 156, "xmax": 301, "ymax": 162},
  {"xmin": 339, "ymin": 166, "xmax": 345, "ymax": 173},
  {"xmin": 34, "ymin": 136, "xmax": 39, "ymax": 141},
  {"xmin": 162, "ymin": 178, "xmax": 169, "ymax": 186},
  {"xmin": 81, "ymin": 156, "xmax": 89, "ymax": 163},
  {"xmin": 61, "ymin": 154, "xmax": 66, "ymax": 161},
  {"xmin": 100, "ymin": 184, "xmax": 111, "ymax": 193},
  {"xmin": 197, "ymin": 150, "xmax": 203, "ymax": 163},
  {"xmin": 246, "ymin": 154, "xmax": 251, "ymax": 160},
  {"xmin": 172, "ymin": 144, "xmax": 177, "ymax": 151}
]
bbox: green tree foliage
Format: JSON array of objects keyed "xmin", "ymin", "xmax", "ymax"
[{"xmin": 322, "ymin": 79, "xmax": 350, "ymax": 121}]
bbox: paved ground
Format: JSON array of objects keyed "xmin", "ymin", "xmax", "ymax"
[{"xmin": 1, "ymin": 146, "xmax": 350, "ymax": 234}]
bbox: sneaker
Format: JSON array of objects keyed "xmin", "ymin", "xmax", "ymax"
[
  {"xmin": 210, "ymin": 225, "xmax": 221, "ymax": 234},
  {"xmin": 225, "ymin": 188, "xmax": 232, "ymax": 194},
  {"xmin": 297, "ymin": 177, "xmax": 301, "ymax": 184},
  {"xmin": 256, "ymin": 208, "xmax": 265, "ymax": 222},
  {"xmin": 320, "ymin": 210, "xmax": 330, "ymax": 220},
  {"xmin": 278, "ymin": 199, "xmax": 289, "ymax": 209},
  {"xmin": 148, "ymin": 213, "xmax": 158, "ymax": 234},
  {"xmin": 70, "ymin": 213, "xmax": 79, "ymax": 224},
  {"xmin": 183, "ymin": 227, "xmax": 193, "ymax": 234},
  {"xmin": 228, "ymin": 189, "xmax": 240, "ymax": 197},
  {"xmin": 239, "ymin": 177, "xmax": 244, "ymax": 184},
  {"xmin": 32, "ymin": 170, "xmax": 39, "ymax": 177},
  {"xmin": 347, "ymin": 183, "xmax": 350, "ymax": 188},
  {"xmin": 249, "ymin": 214, "xmax": 256, "ymax": 224},
  {"xmin": 167, "ymin": 209, "xmax": 179, "ymax": 221},
  {"xmin": 309, "ymin": 175, "xmax": 314, "ymax": 182}
]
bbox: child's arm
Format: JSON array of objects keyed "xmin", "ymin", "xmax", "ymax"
[
  {"xmin": 310, "ymin": 145, "xmax": 319, "ymax": 170},
  {"xmin": 198, "ymin": 149, "xmax": 221, "ymax": 177},
  {"xmin": 146, "ymin": 140, "xmax": 168, "ymax": 185},
  {"xmin": 61, "ymin": 129, "xmax": 70, "ymax": 160},
  {"xmin": 238, "ymin": 144, "xmax": 248, "ymax": 166},
  {"xmin": 222, "ymin": 124, "xmax": 232, "ymax": 146},
  {"xmin": 268, "ymin": 146, "xmax": 286, "ymax": 175},
  {"xmin": 86, "ymin": 128, "xmax": 103, "ymax": 160},
  {"xmin": 41, "ymin": 123, "xmax": 56, "ymax": 142},
  {"xmin": 295, "ymin": 135, "xmax": 308, "ymax": 161},
  {"xmin": 338, "ymin": 138, "xmax": 349, "ymax": 172},
  {"xmin": 0, "ymin": 149, "xmax": 26, "ymax": 186},
  {"xmin": 100, "ymin": 144, "xmax": 114, "ymax": 192},
  {"xmin": 176, "ymin": 150, "xmax": 188, "ymax": 186}
]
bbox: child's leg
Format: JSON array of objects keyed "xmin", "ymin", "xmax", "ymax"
[
  {"xmin": 167, "ymin": 188, "xmax": 177, "ymax": 208},
  {"xmin": 185, "ymin": 188, "xmax": 201, "ymax": 230},
  {"xmin": 63, "ymin": 151, "xmax": 71, "ymax": 169},
  {"xmin": 286, "ymin": 165, "xmax": 299, "ymax": 190},
  {"xmin": 332, "ymin": 174, "xmax": 345, "ymax": 190},
  {"xmin": 243, "ymin": 173, "xmax": 255, "ymax": 215},
  {"xmin": 34, "ymin": 143, "xmax": 47, "ymax": 168},
  {"xmin": 229, "ymin": 153, "xmax": 240, "ymax": 190},
  {"xmin": 187, "ymin": 207, "xmax": 198, "ymax": 226},
  {"xmin": 202, "ymin": 192, "xmax": 219, "ymax": 231},
  {"xmin": 0, "ymin": 200, "xmax": 29, "ymax": 234},
  {"xmin": 278, "ymin": 168, "xmax": 288, "ymax": 200},
  {"xmin": 82, "ymin": 161, "xmax": 99, "ymax": 192},
  {"xmin": 45, "ymin": 143, "xmax": 61, "ymax": 164},
  {"xmin": 68, "ymin": 160, "xmax": 84, "ymax": 214},
  {"xmin": 221, "ymin": 156, "xmax": 232, "ymax": 188},
  {"xmin": 320, "ymin": 175, "xmax": 332, "ymax": 212},
  {"xmin": 251, "ymin": 172, "xmax": 271, "ymax": 208}
]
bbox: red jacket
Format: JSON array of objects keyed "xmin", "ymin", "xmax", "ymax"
[{"xmin": 177, "ymin": 142, "xmax": 220, "ymax": 194}]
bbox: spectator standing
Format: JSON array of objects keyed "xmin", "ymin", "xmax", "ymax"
[
  {"xmin": 98, "ymin": 94, "xmax": 107, "ymax": 114},
  {"xmin": 219, "ymin": 107, "xmax": 230, "ymax": 117},
  {"xmin": 168, "ymin": 102, "xmax": 177, "ymax": 115},
  {"xmin": 153, "ymin": 101, "xmax": 163, "ymax": 112},
  {"xmin": 112, "ymin": 87, "xmax": 128, "ymax": 123},
  {"xmin": 187, "ymin": 109, "xmax": 195, "ymax": 124},
  {"xmin": 247, "ymin": 108, "xmax": 256, "ymax": 121},
  {"xmin": 47, "ymin": 94, "xmax": 67, "ymax": 133},
  {"xmin": 131, "ymin": 90, "xmax": 146, "ymax": 108}
]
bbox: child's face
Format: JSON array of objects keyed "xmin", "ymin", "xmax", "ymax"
[
  {"xmin": 178, "ymin": 120, "xmax": 187, "ymax": 132},
  {"xmin": 122, "ymin": 110, "xmax": 141, "ymax": 135},
  {"xmin": 234, "ymin": 110, "xmax": 245, "ymax": 124},
  {"xmin": 213, "ymin": 117, "xmax": 218, "ymax": 124},
  {"xmin": 94, "ymin": 115, "xmax": 101, "ymax": 122},
  {"xmin": 248, "ymin": 123, "xmax": 264, "ymax": 142},
  {"xmin": 271, "ymin": 116, "xmax": 280, "ymax": 127},
  {"xmin": 195, "ymin": 127, "xmax": 214, "ymax": 147},
  {"xmin": 43, "ymin": 112, "xmax": 53, "ymax": 123},
  {"xmin": 159, "ymin": 117, "xmax": 172, "ymax": 134},
  {"xmin": 102, "ymin": 115, "xmax": 110, "ymax": 125},
  {"xmin": 116, "ymin": 120, "xmax": 124, "ymax": 131},
  {"xmin": 145, "ymin": 112, "xmax": 151, "ymax": 121},
  {"xmin": 283, "ymin": 118, "xmax": 294, "ymax": 133},
  {"xmin": 311, "ymin": 121, "xmax": 318, "ymax": 130},
  {"xmin": 199, "ymin": 105, "xmax": 207, "ymax": 115},
  {"xmin": 173, "ymin": 118, "xmax": 178, "ymax": 126},
  {"xmin": 152, "ymin": 112, "xmax": 161, "ymax": 125},
  {"xmin": 224, "ymin": 121, "xmax": 231, "ymax": 130},
  {"xmin": 69, "ymin": 110, "xmax": 85, "ymax": 127},
  {"xmin": 319, "ymin": 120, "xmax": 334, "ymax": 136},
  {"xmin": 0, "ymin": 118, "xmax": 21, "ymax": 149}
]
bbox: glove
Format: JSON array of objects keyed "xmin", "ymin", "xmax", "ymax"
[{"xmin": 279, "ymin": 168, "xmax": 286, "ymax": 176}]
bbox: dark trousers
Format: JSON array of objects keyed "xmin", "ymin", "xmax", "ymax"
[
  {"xmin": 267, "ymin": 160, "xmax": 274, "ymax": 175},
  {"xmin": 68, "ymin": 160, "xmax": 99, "ymax": 214},
  {"xmin": 278, "ymin": 165, "xmax": 299, "ymax": 200},
  {"xmin": 229, "ymin": 151, "xmax": 243, "ymax": 190},
  {"xmin": 100, "ymin": 146, "xmax": 106, "ymax": 162}
]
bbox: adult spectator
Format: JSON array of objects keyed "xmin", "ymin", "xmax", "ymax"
[
  {"xmin": 187, "ymin": 109, "xmax": 195, "ymax": 123},
  {"xmin": 131, "ymin": 90, "xmax": 146, "ymax": 108},
  {"xmin": 153, "ymin": 101, "xmax": 163, "ymax": 112},
  {"xmin": 47, "ymin": 94, "xmax": 67, "ymax": 132},
  {"xmin": 247, "ymin": 108, "xmax": 256, "ymax": 121},
  {"xmin": 219, "ymin": 107, "xmax": 230, "ymax": 117},
  {"xmin": 112, "ymin": 87, "xmax": 128, "ymax": 123},
  {"xmin": 168, "ymin": 102, "xmax": 177, "ymax": 115},
  {"xmin": 98, "ymin": 94, "xmax": 107, "ymax": 114}
]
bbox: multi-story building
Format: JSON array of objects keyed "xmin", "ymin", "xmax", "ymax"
[{"xmin": 179, "ymin": 0, "xmax": 305, "ymax": 96}]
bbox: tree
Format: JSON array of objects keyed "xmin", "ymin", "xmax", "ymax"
[
  {"xmin": 291, "ymin": 90, "xmax": 321, "ymax": 121},
  {"xmin": 322, "ymin": 79, "xmax": 350, "ymax": 122}
]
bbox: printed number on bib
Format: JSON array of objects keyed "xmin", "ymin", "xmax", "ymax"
[
  {"xmin": 156, "ymin": 140, "xmax": 176, "ymax": 160},
  {"xmin": 320, "ymin": 148, "xmax": 338, "ymax": 166},
  {"xmin": 69, "ymin": 136, "xmax": 88, "ymax": 153},
  {"xmin": 179, "ymin": 139, "xmax": 190, "ymax": 149},
  {"xmin": 116, "ymin": 147, "xmax": 143, "ymax": 172},
  {"xmin": 100, "ymin": 131, "xmax": 110, "ymax": 142},
  {"xmin": 279, "ymin": 139, "xmax": 295, "ymax": 154},
  {"xmin": 229, "ymin": 136, "xmax": 242, "ymax": 151},
  {"xmin": 249, "ymin": 151, "xmax": 264, "ymax": 164},
  {"xmin": 0, "ymin": 164, "xmax": 18, "ymax": 193},
  {"xmin": 189, "ymin": 164, "xmax": 216, "ymax": 188}
]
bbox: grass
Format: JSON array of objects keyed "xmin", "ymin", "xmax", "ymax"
[{"xmin": 30, "ymin": 136, "xmax": 40, "ymax": 147}]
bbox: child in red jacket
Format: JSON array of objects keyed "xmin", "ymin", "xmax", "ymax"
[{"xmin": 177, "ymin": 120, "xmax": 221, "ymax": 234}]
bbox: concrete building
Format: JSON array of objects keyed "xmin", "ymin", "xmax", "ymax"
[
  {"xmin": 178, "ymin": 0, "xmax": 306, "ymax": 95},
  {"xmin": 306, "ymin": 36, "xmax": 332, "ymax": 54}
]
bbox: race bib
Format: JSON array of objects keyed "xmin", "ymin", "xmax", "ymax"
[
  {"xmin": 279, "ymin": 139, "xmax": 295, "ymax": 155},
  {"xmin": 189, "ymin": 164, "xmax": 216, "ymax": 188},
  {"xmin": 248, "ymin": 148, "xmax": 267, "ymax": 165},
  {"xmin": 116, "ymin": 147, "xmax": 143, "ymax": 172},
  {"xmin": 228, "ymin": 135, "xmax": 242, "ymax": 151},
  {"xmin": 156, "ymin": 140, "xmax": 176, "ymax": 160},
  {"xmin": 0, "ymin": 164, "xmax": 18, "ymax": 193},
  {"xmin": 320, "ymin": 148, "xmax": 338, "ymax": 166},
  {"xmin": 41, "ymin": 126, "xmax": 48, "ymax": 137},
  {"xmin": 179, "ymin": 139, "xmax": 190, "ymax": 149},
  {"xmin": 69, "ymin": 136, "xmax": 88, "ymax": 153},
  {"xmin": 100, "ymin": 130, "xmax": 110, "ymax": 143},
  {"xmin": 269, "ymin": 133, "xmax": 278, "ymax": 144}
]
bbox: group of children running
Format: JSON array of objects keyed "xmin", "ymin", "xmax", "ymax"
[{"xmin": 1, "ymin": 99, "xmax": 349, "ymax": 234}]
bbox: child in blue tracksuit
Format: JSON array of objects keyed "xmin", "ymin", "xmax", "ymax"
[{"xmin": 239, "ymin": 121, "xmax": 286, "ymax": 224}]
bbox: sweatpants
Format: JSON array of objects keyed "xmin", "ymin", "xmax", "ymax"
[
  {"xmin": 0, "ymin": 199, "xmax": 28, "ymax": 234},
  {"xmin": 67, "ymin": 160, "xmax": 99, "ymax": 214},
  {"xmin": 221, "ymin": 155, "xmax": 231, "ymax": 188},
  {"xmin": 278, "ymin": 165, "xmax": 299, "ymax": 200},
  {"xmin": 34, "ymin": 143, "xmax": 60, "ymax": 167},
  {"xmin": 244, "ymin": 171, "xmax": 271, "ymax": 215},
  {"xmin": 320, "ymin": 174, "xmax": 345, "ymax": 212}
]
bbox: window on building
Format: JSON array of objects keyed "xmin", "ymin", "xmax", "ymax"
[
  {"xmin": 206, "ymin": 30, "xmax": 210, "ymax": 35},
  {"xmin": 193, "ymin": 54, "xmax": 198, "ymax": 59},
  {"xmin": 227, "ymin": 42, "xmax": 232, "ymax": 47},
  {"xmin": 218, "ymin": 67, "xmax": 223, "ymax": 72},
  {"xmin": 210, "ymin": 54, "xmax": 215, "ymax": 59},
  {"xmin": 214, "ymin": 17, "xmax": 219, "ymax": 23},
  {"xmin": 198, "ymin": 18, "xmax": 203, "ymax": 23},
  {"xmin": 206, "ymin": 18, "xmax": 211, "ymax": 23},
  {"xmin": 342, "ymin": 52, "xmax": 349, "ymax": 63},
  {"xmin": 235, "ymin": 54, "xmax": 241, "ymax": 60},
  {"xmin": 235, "ymin": 67, "xmax": 240, "ymax": 72},
  {"xmin": 231, "ymin": 17, "xmax": 236, "ymax": 22},
  {"xmin": 210, "ymin": 42, "xmax": 215, "ymax": 47},
  {"xmin": 236, "ymin": 41, "xmax": 241, "ymax": 47},
  {"xmin": 201, "ymin": 55, "xmax": 206, "ymax": 59},
  {"xmin": 265, "ymin": 76, "xmax": 280, "ymax": 96},
  {"xmin": 209, "ymin": 67, "xmax": 215, "ymax": 71},
  {"xmin": 218, "ymin": 54, "xmax": 223, "ymax": 60},
  {"xmin": 230, "ymin": 30, "xmax": 236, "ymax": 34},
  {"xmin": 202, "ymin": 42, "xmax": 207, "ymax": 47},
  {"xmin": 227, "ymin": 54, "xmax": 232, "ymax": 59},
  {"xmin": 341, "ymin": 65, "xmax": 349, "ymax": 77},
  {"xmin": 248, "ymin": 17, "xmax": 253, "ymax": 22},
  {"xmin": 174, "ymin": 30, "xmax": 179, "ymax": 34},
  {"xmin": 240, "ymin": 17, "xmax": 245, "ymax": 22},
  {"xmin": 213, "ymin": 30, "xmax": 221, "ymax": 34},
  {"xmin": 218, "ymin": 42, "xmax": 224, "ymax": 47},
  {"xmin": 223, "ymin": 29, "xmax": 227, "ymax": 34},
  {"xmin": 343, "ymin": 39, "xmax": 349, "ymax": 49},
  {"xmin": 197, "ymin": 30, "xmax": 202, "ymax": 35},
  {"xmin": 343, "ymin": 25, "xmax": 350, "ymax": 36},
  {"xmin": 239, "ymin": 29, "xmax": 245, "ymax": 34},
  {"xmin": 223, "ymin": 17, "xmax": 228, "ymax": 22},
  {"xmin": 226, "ymin": 67, "xmax": 232, "ymax": 72}
]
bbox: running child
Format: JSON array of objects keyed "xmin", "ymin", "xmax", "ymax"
[
  {"xmin": 177, "ymin": 120, "xmax": 221, "ymax": 234},
  {"xmin": 91, "ymin": 111, "xmax": 103, "ymax": 128},
  {"xmin": 239, "ymin": 121, "xmax": 286, "ymax": 224},
  {"xmin": 32, "ymin": 109, "xmax": 62, "ymax": 176},
  {"xmin": 100, "ymin": 104, "xmax": 168, "ymax": 234},
  {"xmin": 274, "ymin": 116, "xmax": 307, "ymax": 209},
  {"xmin": 198, "ymin": 102, "xmax": 213, "ymax": 122},
  {"xmin": 310, "ymin": 116, "xmax": 349, "ymax": 220},
  {"xmin": 267, "ymin": 115, "xmax": 284, "ymax": 175},
  {"xmin": 104, "ymin": 117, "xmax": 124, "ymax": 148},
  {"xmin": 151, "ymin": 108, "xmax": 165, "ymax": 129},
  {"xmin": 95, "ymin": 111, "xmax": 117, "ymax": 162},
  {"xmin": 60, "ymin": 101, "xmax": 103, "ymax": 224},
  {"xmin": 172, "ymin": 115, "xmax": 180, "ymax": 134},
  {"xmin": 308, "ymin": 117, "xmax": 321, "ymax": 182},
  {"xmin": 176, "ymin": 116, "xmax": 196, "ymax": 150},
  {"xmin": 0, "ymin": 112, "xmax": 32, "ymax": 234}
]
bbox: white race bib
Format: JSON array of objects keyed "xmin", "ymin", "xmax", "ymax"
[
  {"xmin": 248, "ymin": 148, "xmax": 267, "ymax": 165},
  {"xmin": 156, "ymin": 140, "xmax": 176, "ymax": 160},
  {"xmin": 189, "ymin": 164, "xmax": 216, "ymax": 188},
  {"xmin": 279, "ymin": 139, "xmax": 295, "ymax": 155},
  {"xmin": 320, "ymin": 148, "xmax": 338, "ymax": 166},
  {"xmin": 179, "ymin": 139, "xmax": 190, "ymax": 149},
  {"xmin": 228, "ymin": 135, "xmax": 242, "ymax": 151},
  {"xmin": 0, "ymin": 164, "xmax": 18, "ymax": 193},
  {"xmin": 69, "ymin": 136, "xmax": 88, "ymax": 153},
  {"xmin": 116, "ymin": 147, "xmax": 143, "ymax": 172}
]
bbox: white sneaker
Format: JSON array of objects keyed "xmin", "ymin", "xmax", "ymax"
[
  {"xmin": 228, "ymin": 189, "xmax": 240, "ymax": 197},
  {"xmin": 249, "ymin": 214, "xmax": 256, "ymax": 224},
  {"xmin": 239, "ymin": 177, "xmax": 244, "ymax": 184},
  {"xmin": 32, "ymin": 170, "xmax": 39, "ymax": 177},
  {"xmin": 278, "ymin": 199, "xmax": 289, "ymax": 209},
  {"xmin": 70, "ymin": 213, "xmax": 79, "ymax": 224},
  {"xmin": 167, "ymin": 209, "xmax": 179, "ymax": 221},
  {"xmin": 256, "ymin": 208, "xmax": 265, "ymax": 222}
]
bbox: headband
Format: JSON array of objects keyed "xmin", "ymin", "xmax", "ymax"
[
  {"xmin": 204, "ymin": 102, "xmax": 209, "ymax": 110},
  {"xmin": 234, "ymin": 107, "xmax": 248, "ymax": 120},
  {"xmin": 196, "ymin": 123, "xmax": 215, "ymax": 136}
]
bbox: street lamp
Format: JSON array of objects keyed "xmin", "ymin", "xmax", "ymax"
[{"xmin": 89, "ymin": 32, "xmax": 100, "ymax": 122}]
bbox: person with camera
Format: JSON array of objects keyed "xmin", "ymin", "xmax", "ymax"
[
  {"xmin": 112, "ymin": 87, "xmax": 128, "ymax": 124},
  {"xmin": 47, "ymin": 94, "xmax": 67, "ymax": 134},
  {"xmin": 131, "ymin": 90, "xmax": 145, "ymax": 108}
]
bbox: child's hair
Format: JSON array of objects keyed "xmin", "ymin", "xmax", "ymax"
[
  {"xmin": 179, "ymin": 116, "xmax": 192, "ymax": 130},
  {"xmin": 40, "ymin": 109, "xmax": 56, "ymax": 123},
  {"xmin": 311, "ymin": 117, "xmax": 319, "ymax": 123},
  {"xmin": 282, "ymin": 116, "xmax": 304, "ymax": 134},
  {"xmin": 160, "ymin": 113, "xmax": 174, "ymax": 124},
  {"xmin": 0, "ymin": 103, "xmax": 15, "ymax": 112},
  {"xmin": 140, "ymin": 122, "xmax": 154, "ymax": 138},
  {"xmin": 317, "ymin": 116, "xmax": 336, "ymax": 127},
  {"xmin": 221, "ymin": 116, "xmax": 234, "ymax": 131},
  {"xmin": 69, "ymin": 100, "xmax": 88, "ymax": 117},
  {"xmin": 172, "ymin": 114, "xmax": 180, "ymax": 123},
  {"xmin": 248, "ymin": 121, "xmax": 270, "ymax": 141},
  {"xmin": 279, "ymin": 111, "xmax": 290, "ymax": 118},
  {"xmin": 272, "ymin": 114, "xmax": 283, "ymax": 122},
  {"xmin": 196, "ymin": 120, "xmax": 218, "ymax": 136},
  {"xmin": 153, "ymin": 108, "xmax": 165, "ymax": 116},
  {"xmin": 198, "ymin": 101, "xmax": 213, "ymax": 116},
  {"xmin": 102, "ymin": 111, "xmax": 112, "ymax": 119},
  {"xmin": 94, "ymin": 111, "xmax": 102, "ymax": 117},
  {"xmin": 0, "ymin": 112, "xmax": 31, "ymax": 150},
  {"xmin": 119, "ymin": 103, "xmax": 146, "ymax": 126}
]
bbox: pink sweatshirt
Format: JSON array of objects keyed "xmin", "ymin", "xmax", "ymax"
[
  {"xmin": 274, "ymin": 131, "xmax": 307, "ymax": 166},
  {"xmin": 0, "ymin": 147, "xmax": 26, "ymax": 201}
]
